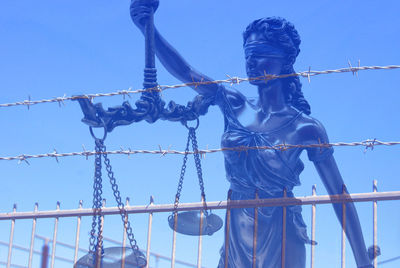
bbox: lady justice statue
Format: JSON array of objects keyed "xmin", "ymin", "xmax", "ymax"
[
  {"xmin": 77, "ymin": 0, "xmax": 376, "ymax": 267},
  {"xmin": 129, "ymin": 1, "xmax": 377, "ymax": 267}
]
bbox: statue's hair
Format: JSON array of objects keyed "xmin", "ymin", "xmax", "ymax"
[{"xmin": 243, "ymin": 17, "xmax": 311, "ymax": 115}]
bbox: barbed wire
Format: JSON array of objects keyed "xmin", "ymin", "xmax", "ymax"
[
  {"xmin": 0, "ymin": 64, "xmax": 399, "ymax": 109},
  {"xmin": 1, "ymin": 139, "xmax": 399, "ymax": 164}
]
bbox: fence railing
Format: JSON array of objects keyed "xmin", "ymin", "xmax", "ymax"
[
  {"xmin": 1, "ymin": 181, "xmax": 400, "ymax": 268},
  {"xmin": 0, "ymin": 234, "xmax": 199, "ymax": 268}
]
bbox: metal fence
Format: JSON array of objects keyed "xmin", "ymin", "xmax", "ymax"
[
  {"xmin": 1, "ymin": 181, "xmax": 400, "ymax": 268},
  {"xmin": 0, "ymin": 234, "xmax": 199, "ymax": 268}
]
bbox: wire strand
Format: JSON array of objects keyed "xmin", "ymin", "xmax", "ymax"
[
  {"xmin": 1, "ymin": 139, "xmax": 398, "ymax": 163},
  {"xmin": 0, "ymin": 64, "xmax": 399, "ymax": 108}
]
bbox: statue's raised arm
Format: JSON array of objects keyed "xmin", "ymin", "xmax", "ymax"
[{"xmin": 130, "ymin": 0, "xmax": 219, "ymax": 97}]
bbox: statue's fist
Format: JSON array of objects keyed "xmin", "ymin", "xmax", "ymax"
[{"xmin": 130, "ymin": 0, "xmax": 159, "ymax": 29}]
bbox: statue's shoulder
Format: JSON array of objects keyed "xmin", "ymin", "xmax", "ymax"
[
  {"xmin": 222, "ymin": 86, "xmax": 248, "ymax": 109},
  {"xmin": 296, "ymin": 112, "xmax": 330, "ymax": 144}
]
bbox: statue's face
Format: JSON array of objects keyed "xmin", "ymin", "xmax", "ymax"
[{"xmin": 244, "ymin": 32, "xmax": 286, "ymax": 85}]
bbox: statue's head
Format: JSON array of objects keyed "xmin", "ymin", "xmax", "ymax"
[
  {"xmin": 243, "ymin": 17, "xmax": 310, "ymax": 115},
  {"xmin": 243, "ymin": 17, "xmax": 301, "ymax": 67}
]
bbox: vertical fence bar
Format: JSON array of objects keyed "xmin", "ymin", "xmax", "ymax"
[
  {"xmin": 171, "ymin": 212, "xmax": 178, "ymax": 268},
  {"xmin": 122, "ymin": 198, "xmax": 129, "ymax": 268},
  {"xmin": 197, "ymin": 196, "xmax": 205, "ymax": 268},
  {"xmin": 310, "ymin": 185, "xmax": 316, "ymax": 268},
  {"xmin": 281, "ymin": 188, "xmax": 287, "ymax": 268},
  {"xmin": 197, "ymin": 210, "xmax": 204, "ymax": 268},
  {"xmin": 252, "ymin": 191, "xmax": 259, "ymax": 268},
  {"xmin": 74, "ymin": 200, "xmax": 83, "ymax": 265},
  {"xmin": 373, "ymin": 180, "xmax": 378, "ymax": 268},
  {"xmin": 28, "ymin": 203, "xmax": 38, "ymax": 268},
  {"xmin": 341, "ymin": 185, "xmax": 347, "ymax": 268},
  {"xmin": 7, "ymin": 204, "xmax": 17, "ymax": 268},
  {"xmin": 145, "ymin": 196, "xmax": 154, "ymax": 268},
  {"xmin": 224, "ymin": 190, "xmax": 232, "ymax": 268},
  {"xmin": 50, "ymin": 202, "xmax": 60, "ymax": 268}
]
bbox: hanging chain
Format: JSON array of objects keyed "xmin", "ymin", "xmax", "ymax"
[
  {"xmin": 173, "ymin": 122, "xmax": 209, "ymax": 214},
  {"xmin": 190, "ymin": 128, "xmax": 209, "ymax": 215},
  {"xmin": 100, "ymin": 141, "xmax": 140, "ymax": 254},
  {"xmin": 89, "ymin": 139, "xmax": 104, "ymax": 255},
  {"xmin": 89, "ymin": 137, "xmax": 140, "ymax": 266},
  {"xmin": 173, "ymin": 128, "xmax": 191, "ymax": 212}
]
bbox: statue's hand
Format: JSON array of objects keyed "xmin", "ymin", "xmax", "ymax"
[{"xmin": 130, "ymin": 0, "xmax": 159, "ymax": 31}]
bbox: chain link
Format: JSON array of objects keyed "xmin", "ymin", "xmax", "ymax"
[
  {"xmin": 89, "ymin": 138, "xmax": 142, "ymax": 265},
  {"xmin": 172, "ymin": 126, "xmax": 209, "ymax": 214},
  {"xmin": 190, "ymin": 128, "xmax": 209, "ymax": 214},
  {"xmin": 173, "ymin": 128, "xmax": 191, "ymax": 212},
  {"xmin": 89, "ymin": 140, "xmax": 104, "ymax": 256},
  {"xmin": 101, "ymin": 142, "xmax": 141, "ymax": 256}
]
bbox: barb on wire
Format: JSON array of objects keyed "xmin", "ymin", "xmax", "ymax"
[
  {"xmin": 306, "ymin": 66, "xmax": 312, "ymax": 83},
  {"xmin": 17, "ymin": 155, "xmax": 30, "ymax": 165},
  {"xmin": 52, "ymin": 149, "xmax": 59, "ymax": 163},
  {"xmin": 364, "ymin": 138, "xmax": 377, "ymax": 153},
  {"xmin": 348, "ymin": 60, "xmax": 360, "ymax": 76},
  {"xmin": 0, "ymin": 64, "xmax": 399, "ymax": 109},
  {"xmin": 1, "ymin": 139, "xmax": 399, "ymax": 163}
]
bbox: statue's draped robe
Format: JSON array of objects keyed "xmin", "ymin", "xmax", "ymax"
[{"xmin": 209, "ymin": 85, "xmax": 333, "ymax": 268}]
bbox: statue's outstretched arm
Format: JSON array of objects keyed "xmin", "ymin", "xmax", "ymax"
[
  {"xmin": 131, "ymin": 0, "xmax": 219, "ymax": 97},
  {"xmin": 314, "ymin": 155, "xmax": 372, "ymax": 268}
]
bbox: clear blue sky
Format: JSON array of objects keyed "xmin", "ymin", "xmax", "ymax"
[{"xmin": 0, "ymin": 0, "xmax": 399, "ymax": 267}]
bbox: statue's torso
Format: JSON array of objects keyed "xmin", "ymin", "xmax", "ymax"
[{"xmin": 215, "ymin": 86, "xmax": 331, "ymax": 194}]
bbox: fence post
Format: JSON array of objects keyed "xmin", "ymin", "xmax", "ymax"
[
  {"xmin": 171, "ymin": 211, "xmax": 178, "ymax": 268},
  {"xmin": 146, "ymin": 196, "xmax": 154, "ymax": 268},
  {"xmin": 122, "ymin": 198, "xmax": 129, "ymax": 268},
  {"xmin": 7, "ymin": 204, "xmax": 17, "ymax": 268},
  {"xmin": 281, "ymin": 188, "xmax": 287, "ymax": 268},
  {"xmin": 197, "ymin": 196, "xmax": 204, "ymax": 268},
  {"xmin": 95, "ymin": 199, "xmax": 106, "ymax": 268},
  {"xmin": 28, "ymin": 202, "xmax": 38, "ymax": 268},
  {"xmin": 50, "ymin": 202, "xmax": 60, "ymax": 268},
  {"xmin": 74, "ymin": 200, "xmax": 83, "ymax": 265},
  {"xmin": 252, "ymin": 190, "xmax": 259, "ymax": 268},
  {"xmin": 224, "ymin": 190, "xmax": 232, "ymax": 268},
  {"xmin": 310, "ymin": 185, "xmax": 316, "ymax": 268},
  {"xmin": 341, "ymin": 185, "xmax": 347, "ymax": 268},
  {"xmin": 373, "ymin": 180, "xmax": 378, "ymax": 268}
]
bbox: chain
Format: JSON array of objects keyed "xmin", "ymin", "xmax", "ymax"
[
  {"xmin": 172, "ymin": 124, "xmax": 209, "ymax": 215},
  {"xmin": 89, "ymin": 140, "xmax": 104, "ymax": 256},
  {"xmin": 101, "ymin": 141, "xmax": 140, "ymax": 254},
  {"xmin": 173, "ymin": 128, "xmax": 191, "ymax": 212},
  {"xmin": 190, "ymin": 128, "xmax": 209, "ymax": 215},
  {"xmin": 86, "ymin": 121, "xmax": 144, "ymax": 265}
]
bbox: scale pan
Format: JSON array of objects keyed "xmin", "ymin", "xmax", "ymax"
[
  {"xmin": 74, "ymin": 247, "xmax": 146, "ymax": 268},
  {"xmin": 168, "ymin": 211, "xmax": 223, "ymax": 236}
]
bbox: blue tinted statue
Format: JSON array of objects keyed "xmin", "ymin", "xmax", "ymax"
[
  {"xmin": 129, "ymin": 1, "xmax": 377, "ymax": 267},
  {"xmin": 76, "ymin": 0, "xmax": 375, "ymax": 267}
]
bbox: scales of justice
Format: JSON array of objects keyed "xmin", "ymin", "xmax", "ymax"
[
  {"xmin": 74, "ymin": 0, "xmax": 223, "ymax": 267},
  {"xmin": 73, "ymin": 0, "xmax": 379, "ymax": 267}
]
